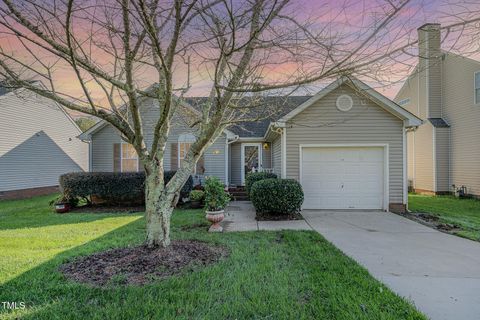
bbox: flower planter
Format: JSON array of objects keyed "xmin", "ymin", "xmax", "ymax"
[
  {"xmin": 55, "ymin": 202, "xmax": 71, "ymax": 214},
  {"xmin": 205, "ymin": 210, "xmax": 225, "ymax": 232}
]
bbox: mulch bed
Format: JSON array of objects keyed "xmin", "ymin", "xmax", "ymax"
[
  {"xmin": 256, "ymin": 212, "xmax": 304, "ymax": 221},
  {"xmin": 59, "ymin": 240, "xmax": 229, "ymax": 287},
  {"xmin": 399, "ymin": 211, "xmax": 462, "ymax": 233}
]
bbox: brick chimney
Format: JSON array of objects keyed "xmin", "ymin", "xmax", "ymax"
[{"xmin": 418, "ymin": 23, "xmax": 442, "ymax": 119}]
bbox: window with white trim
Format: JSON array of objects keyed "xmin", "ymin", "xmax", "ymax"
[
  {"xmin": 121, "ymin": 143, "xmax": 138, "ymax": 172},
  {"xmin": 475, "ymin": 72, "xmax": 480, "ymax": 104},
  {"xmin": 178, "ymin": 133, "xmax": 196, "ymax": 170}
]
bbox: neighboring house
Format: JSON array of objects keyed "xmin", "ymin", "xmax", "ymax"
[
  {"xmin": 395, "ymin": 23, "xmax": 480, "ymax": 197},
  {"xmin": 0, "ymin": 88, "xmax": 89, "ymax": 199},
  {"xmin": 81, "ymin": 76, "xmax": 421, "ymax": 212}
]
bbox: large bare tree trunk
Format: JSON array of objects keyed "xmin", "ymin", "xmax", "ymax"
[{"xmin": 145, "ymin": 170, "xmax": 174, "ymax": 248}]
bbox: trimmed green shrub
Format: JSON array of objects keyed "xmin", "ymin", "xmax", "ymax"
[
  {"xmin": 189, "ymin": 190, "xmax": 205, "ymax": 202},
  {"xmin": 204, "ymin": 176, "xmax": 230, "ymax": 211},
  {"xmin": 245, "ymin": 172, "xmax": 277, "ymax": 195},
  {"xmin": 59, "ymin": 171, "xmax": 193, "ymax": 205},
  {"xmin": 250, "ymin": 178, "xmax": 304, "ymax": 215}
]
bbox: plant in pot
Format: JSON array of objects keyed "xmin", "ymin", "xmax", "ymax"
[
  {"xmin": 204, "ymin": 177, "xmax": 230, "ymax": 232},
  {"xmin": 189, "ymin": 190, "xmax": 205, "ymax": 209}
]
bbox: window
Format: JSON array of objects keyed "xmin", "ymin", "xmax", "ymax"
[
  {"xmin": 178, "ymin": 133, "xmax": 196, "ymax": 170},
  {"xmin": 475, "ymin": 72, "xmax": 480, "ymax": 104},
  {"xmin": 121, "ymin": 143, "xmax": 138, "ymax": 172}
]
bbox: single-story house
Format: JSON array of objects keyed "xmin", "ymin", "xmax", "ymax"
[
  {"xmin": 0, "ymin": 87, "xmax": 89, "ymax": 199},
  {"xmin": 80, "ymin": 76, "xmax": 421, "ymax": 212}
]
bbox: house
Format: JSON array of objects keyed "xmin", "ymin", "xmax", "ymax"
[
  {"xmin": 394, "ymin": 23, "xmax": 480, "ymax": 197},
  {"xmin": 0, "ymin": 87, "xmax": 89, "ymax": 199},
  {"xmin": 80, "ymin": 76, "xmax": 421, "ymax": 212}
]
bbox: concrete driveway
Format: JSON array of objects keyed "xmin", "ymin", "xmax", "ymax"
[{"xmin": 302, "ymin": 210, "xmax": 480, "ymax": 320}]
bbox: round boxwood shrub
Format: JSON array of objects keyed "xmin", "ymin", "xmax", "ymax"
[
  {"xmin": 250, "ymin": 178, "xmax": 304, "ymax": 215},
  {"xmin": 245, "ymin": 172, "xmax": 277, "ymax": 195}
]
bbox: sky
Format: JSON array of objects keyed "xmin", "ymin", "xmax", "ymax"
[{"xmin": 0, "ymin": 0, "xmax": 478, "ymax": 114}]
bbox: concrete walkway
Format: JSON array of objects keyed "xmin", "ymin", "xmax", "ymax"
[{"xmin": 223, "ymin": 201, "xmax": 480, "ymax": 320}]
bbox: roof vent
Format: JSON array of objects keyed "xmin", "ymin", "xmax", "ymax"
[{"xmin": 336, "ymin": 94, "xmax": 353, "ymax": 112}]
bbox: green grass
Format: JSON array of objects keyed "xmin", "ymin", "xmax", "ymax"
[
  {"xmin": 0, "ymin": 195, "xmax": 425, "ymax": 319},
  {"xmin": 409, "ymin": 194, "xmax": 480, "ymax": 241}
]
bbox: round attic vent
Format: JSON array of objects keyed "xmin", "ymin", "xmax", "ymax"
[{"xmin": 336, "ymin": 94, "xmax": 353, "ymax": 112}]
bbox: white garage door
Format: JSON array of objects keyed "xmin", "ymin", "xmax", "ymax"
[{"xmin": 301, "ymin": 147, "xmax": 385, "ymax": 209}]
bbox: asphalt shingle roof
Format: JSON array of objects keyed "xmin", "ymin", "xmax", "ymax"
[{"xmin": 185, "ymin": 96, "xmax": 311, "ymax": 138}]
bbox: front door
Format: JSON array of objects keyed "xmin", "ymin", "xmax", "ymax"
[{"xmin": 241, "ymin": 143, "xmax": 262, "ymax": 185}]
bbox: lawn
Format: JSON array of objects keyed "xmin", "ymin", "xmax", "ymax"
[
  {"xmin": 409, "ymin": 194, "xmax": 480, "ymax": 241},
  {"xmin": 0, "ymin": 195, "xmax": 425, "ymax": 319}
]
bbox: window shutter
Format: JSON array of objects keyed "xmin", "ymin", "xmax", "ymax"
[
  {"xmin": 196, "ymin": 155, "xmax": 205, "ymax": 174},
  {"xmin": 113, "ymin": 143, "xmax": 121, "ymax": 172},
  {"xmin": 171, "ymin": 143, "xmax": 178, "ymax": 170}
]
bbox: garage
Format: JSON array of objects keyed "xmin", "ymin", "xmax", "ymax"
[{"xmin": 300, "ymin": 146, "xmax": 387, "ymax": 210}]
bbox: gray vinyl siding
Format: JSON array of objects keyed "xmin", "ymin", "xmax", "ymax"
[
  {"xmin": 442, "ymin": 53, "xmax": 480, "ymax": 195},
  {"xmin": 435, "ymin": 127, "xmax": 450, "ymax": 192},
  {"xmin": 286, "ymin": 84, "xmax": 405, "ymax": 204},
  {"xmin": 262, "ymin": 143, "xmax": 272, "ymax": 169},
  {"xmin": 90, "ymin": 100, "xmax": 227, "ymax": 182},
  {"xmin": 0, "ymin": 90, "xmax": 88, "ymax": 192},
  {"xmin": 91, "ymin": 124, "xmax": 120, "ymax": 172},
  {"xmin": 272, "ymin": 137, "xmax": 282, "ymax": 176}
]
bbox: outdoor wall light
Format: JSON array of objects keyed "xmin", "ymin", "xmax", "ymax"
[
  {"xmin": 213, "ymin": 149, "xmax": 220, "ymax": 154},
  {"xmin": 263, "ymin": 143, "xmax": 269, "ymax": 150}
]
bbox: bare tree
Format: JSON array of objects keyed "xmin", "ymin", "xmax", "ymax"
[{"xmin": 0, "ymin": 0, "xmax": 478, "ymax": 247}]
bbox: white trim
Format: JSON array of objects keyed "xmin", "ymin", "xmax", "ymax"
[
  {"xmin": 403, "ymin": 123, "xmax": 408, "ymax": 205},
  {"xmin": 240, "ymin": 143, "xmax": 262, "ymax": 185},
  {"xmin": 88, "ymin": 140, "xmax": 93, "ymax": 172},
  {"xmin": 298, "ymin": 143, "xmax": 390, "ymax": 211},
  {"xmin": 277, "ymin": 76, "xmax": 422, "ymax": 127},
  {"xmin": 281, "ymin": 128, "xmax": 287, "ymax": 178}
]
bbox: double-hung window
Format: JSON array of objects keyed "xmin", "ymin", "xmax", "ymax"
[
  {"xmin": 178, "ymin": 133, "xmax": 197, "ymax": 172},
  {"xmin": 121, "ymin": 143, "xmax": 138, "ymax": 172}
]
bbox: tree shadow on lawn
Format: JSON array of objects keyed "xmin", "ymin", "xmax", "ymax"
[
  {"xmin": 0, "ymin": 194, "xmax": 142, "ymax": 231},
  {"xmin": 0, "ymin": 212, "xmax": 426, "ymax": 320}
]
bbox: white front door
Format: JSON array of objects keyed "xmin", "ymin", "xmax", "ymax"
[
  {"xmin": 241, "ymin": 143, "xmax": 262, "ymax": 185},
  {"xmin": 301, "ymin": 147, "xmax": 385, "ymax": 209}
]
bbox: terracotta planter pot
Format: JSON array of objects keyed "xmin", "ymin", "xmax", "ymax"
[
  {"xmin": 55, "ymin": 203, "xmax": 71, "ymax": 214},
  {"xmin": 205, "ymin": 210, "xmax": 225, "ymax": 232}
]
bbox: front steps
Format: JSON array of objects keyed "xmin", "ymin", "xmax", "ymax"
[{"xmin": 228, "ymin": 186, "xmax": 248, "ymax": 201}]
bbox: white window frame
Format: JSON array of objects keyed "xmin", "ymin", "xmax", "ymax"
[
  {"xmin": 120, "ymin": 142, "xmax": 139, "ymax": 172},
  {"xmin": 178, "ymin": 133, "xmax": 197, "ymax": 173},
  {"xmin": 474, "ymin": 71, "xmax": 480, "ymax": 105}
]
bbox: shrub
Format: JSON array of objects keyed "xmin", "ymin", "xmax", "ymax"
[
  {"xmin": 250, "ymin": 179, "xmax": 304, "ymax": 215},
  {"xmin": 59, "ymin": 171, "xmax": 193, "ymax": 206},
  {"xmin": 245, "ymin": 172, "xmax": 277, "ymax": 195},
  {"xmin": 190, "ymin": 190, "xmax": 205, "ymax": 202},
  {"xmin": 204, "ymin": 177, "xmax": 230, "ymax": 211}
]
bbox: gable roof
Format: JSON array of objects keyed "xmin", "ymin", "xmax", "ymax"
[{"xmin": 277, "ymin": 76, "xmax": 422, "ymax": 128}]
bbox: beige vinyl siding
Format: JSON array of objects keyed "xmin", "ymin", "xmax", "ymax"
[
  {"xmin": 286, "ymin": 85, "xmax": 404, "ymax": 204},
  {"xmin": 0, "ymin": 91, "xmax": 88, "ymax": 191},
  {"xmin": 410, "ymin": 123, "xmax": 434, "ymax": 191},
  {"xmin": 229, "ymin": 142, "xmax": 241, "ymax": 185},
  {"xmin": 442, "ymin": 53, "xmax": 480, "ymax": 195},
  {"xmin": 272, "ymin": 137, "xmax": 282, "ymax": 176},
  {"xmin": 435, "ymin": 127, "xmax": 450, "ymax": 192}
]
